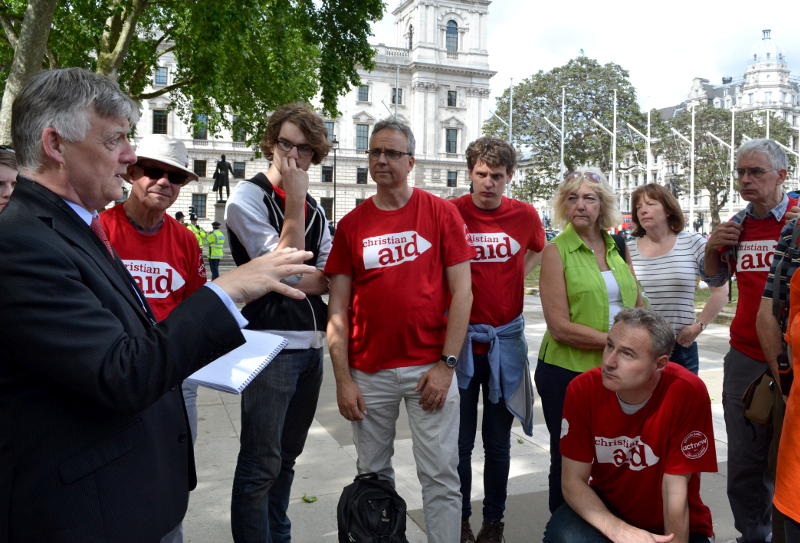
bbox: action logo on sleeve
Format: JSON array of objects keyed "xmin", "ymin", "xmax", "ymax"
[
  {"xmin": 362, "ymin": 231, "xmax": 432, "ymax": 269},
  {"xmin": 680, "ymin": 431, "xmax": 709, "ymax": 460}
]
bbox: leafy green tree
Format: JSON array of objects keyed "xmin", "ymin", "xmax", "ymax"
[
  {"xmin": 0, "ymin": 0, "xmax": 385, "ymax": 144},
  {"xmin": 484, "ymin": 56, "xmax": 645, "ymax": 201},
  {"xmin": 652, "ymin": 105, "xmax": 796, "ymax": 226}
]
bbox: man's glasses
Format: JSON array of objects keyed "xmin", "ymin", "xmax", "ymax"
[
  {"xmin": 275, "ymin": 138, "xmax": 314, "ymax": 158},
  {"xmin": 734, "ymin": 167, "xmax": 775, "ymax": 179},
  {"xmin": 139, "ymin": 163, "xmax": 190, "ymax": 185},
  {"xmin": 366, "ymin": 148, "xmax": 412, "ymax": 161}
]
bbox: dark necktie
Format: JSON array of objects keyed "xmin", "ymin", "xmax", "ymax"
[{"xmin": 90, "ymin": 215, "xmax": 114, "ymax": 256}]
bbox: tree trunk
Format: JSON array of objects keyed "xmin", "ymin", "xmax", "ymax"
[{"xmin": 0, "ymin": 0, "xmax": 58, "ymax": 146}]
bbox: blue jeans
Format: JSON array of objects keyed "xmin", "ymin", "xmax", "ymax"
[
  {"xmin": 457, "ymin": 352, "xmax": 514, "ymax": 522},
  {"xmin": 543, "ymin": 503, "xmax": 713, "ymax": 543},
  {"xmin": 671, "ymin": 341, "xmax": 699, "ymax": 374},
  {"xmin": 231, "ymin": 348, "xmax": 323, "ymax": 543},
  {"xmin": 534, "ymin": 360, "xmax": 582, "ymax": 513}
]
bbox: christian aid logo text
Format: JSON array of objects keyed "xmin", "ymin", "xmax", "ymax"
[
  {"xmin": 362, "ymin": 231, "xmax": 432, "ymax": 269},
  {"xmin": 594, "ymin": 435, "xmax": 660, "ymax": 471},
  {"xmin": 468, "ymin": 232, "xmax": 521, "ymax": 263},
  {"xmin": 123, "ymin": 259, "xmax": 186, "ymax": 299},
  {"xmin": 736, "ymin": 240, "xmax": 777, "ymax": 272}
]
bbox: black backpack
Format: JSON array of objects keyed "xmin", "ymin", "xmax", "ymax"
[{"xmin": 337, "ymin": 473, "xmax": 409, "ymax": 543}]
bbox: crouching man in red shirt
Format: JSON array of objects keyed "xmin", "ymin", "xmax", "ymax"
[{"xmin": 544, "ymin": 307, "xmax": 717, "ymax": 543}]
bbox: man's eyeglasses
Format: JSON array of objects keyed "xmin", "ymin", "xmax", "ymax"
[
  {"xmin": 139, "ymin": 163, "xmax": 190, "ymax": 186},
  {"xmin": 366, "ymin": 148, "xmax": 412, "ymax": 161},
  {"xmin": 275, "ymin": 138, "xmax": 314, "ymax": 158},
  {"xmin": 734, "ymin": 167, "xmax": 775, "ymax": 179}
]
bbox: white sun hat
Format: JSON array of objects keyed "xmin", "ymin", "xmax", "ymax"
[{"xmin": 134, "ymin": 134, "xmax": 198, "ymax": 182}]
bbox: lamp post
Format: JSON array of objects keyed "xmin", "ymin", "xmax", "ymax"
[{"xmin": 332, "ymin": 136, "xmax": 339, "ymax": 224}]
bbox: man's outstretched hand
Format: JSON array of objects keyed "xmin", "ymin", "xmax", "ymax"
[{"xmin": 214, "ymin": 247, "xmax": 316, "ymax": 304}]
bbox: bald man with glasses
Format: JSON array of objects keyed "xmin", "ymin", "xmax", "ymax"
[{"xmin": 225, "ymin": 102, "xmax": 332, "ymax": 543}]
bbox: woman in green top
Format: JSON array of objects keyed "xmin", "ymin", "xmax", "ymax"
[{"xmin": 535, "ymin": 169, "xmax": 641, "ymax": 513}]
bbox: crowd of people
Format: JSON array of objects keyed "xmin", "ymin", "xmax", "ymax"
[{"xmin": 1, "ymin": 66, "xmax": 799, "ymax": 543}]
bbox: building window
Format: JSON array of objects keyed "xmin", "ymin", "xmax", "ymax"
[
  {"xmin": 356, "ymin": 124, "xmax": 369, "ymax": 150},
  {"xmin": 320, "ymin": 197, "xmax": 333, "ymax": 218},
  {"xmin": 447, "ymin": 90, "xmax": 457, "ymax": 107},
  {"xmin": 154, "ymin": 67, "xmax": 168, "ymax": 86},
  {"xmin": 445, "ymin": 128, "xmax": 458, "ymax": 154},
  {"xmin": 322, "ymin": 165, "xmax": 333, "ymax": 183},
  {"xmin": 233, "ymin": 161, "xmax": 246, "ymax": 179},
  {"xmin": 356, "ymin": 198, "xmax": 366, "ymax": 207},
  {"xmin": 193, "ymin": 159, "xmax": 206, "ymax": 178},
  {"xmin": 392, "ymin": 87, "xmax": 403, "ymax": 105},
  {"xmin": 193, "ymin": 113, "xmax": 208, "ymax": 140},
  {"xmin": 446, "ymin": 20, "xmax": 458, "ymax": 53},
  {"xmin": 191, "ymin": 193, "xmax": 207, "ymax": 219},
  {"xmin": 765, "ymin": 91, "xmax": 772, "ymax": 103},
  {"xmin": 152, "ymin": 109, "xmax": 167, "ymax": 134},
  {"xmin": 407, "ymin": 25, "xmax": 413, "ymax": 50},
  {"xmin": 324, "ymin": 121, "xmax": 335, "ymax": 143},
  {"xmin": 447, "ymin": 171, "xmax": 457, "ymax": 187},
  {"xmin": 232, "ymin": 115, "xmax": 246, "ymax": 142},
  {"xmin": 356, "ymin": 167, "xmax": 368, "ymax": 185},
  {"xmin": 357, "ymin": 85, "xmax": 369, "ymax": 102}
]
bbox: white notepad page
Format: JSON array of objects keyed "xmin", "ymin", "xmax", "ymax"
[{"xmin": 186, "ymin": 330, "xmax": 287, "ymax": 394}]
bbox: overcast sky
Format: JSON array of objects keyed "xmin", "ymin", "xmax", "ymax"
[{"xmin": 371, "ymin": 0, "xmax": 800, "ymax": 112}]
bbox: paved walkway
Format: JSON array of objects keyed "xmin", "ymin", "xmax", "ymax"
[{"xmin": 184, "ymin": 294, "xmax": 740, "ymax": 542}]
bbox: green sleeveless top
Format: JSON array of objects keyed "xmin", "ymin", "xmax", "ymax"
[{"xmin": 538, "ymin": 224, "xmax": 639, "ymax": 373}]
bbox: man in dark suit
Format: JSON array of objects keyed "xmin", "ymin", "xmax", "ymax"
[{"xmin": 0, "ymin": 67, "xmax": 315, "ymax": 543}]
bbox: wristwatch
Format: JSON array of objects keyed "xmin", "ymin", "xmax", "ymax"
[
  {"xmin": 695, "ymin": 320, "xmax": 706, "ymax": 332},
  {"xmin": 441, "ymin": 355, "xmax": 458, "ymax": 368}
]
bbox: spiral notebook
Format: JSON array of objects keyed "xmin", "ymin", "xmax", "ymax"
[{"xmin": 187, "ymin": 330, "xmax": 287, "ymax": 394}]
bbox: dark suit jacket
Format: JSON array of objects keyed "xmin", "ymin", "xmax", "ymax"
[{"xmin": 0, "ymin": 178, "xmax": 245, "ymax": 542}]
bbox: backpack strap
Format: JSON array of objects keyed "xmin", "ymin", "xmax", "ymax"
[
  {"xmin": 772, "ymin": 219, "xmax": 800, "ymax": 323},
  {"xmin": 611, "ymin": 233, "xmax": 627, "ymax": 262}
]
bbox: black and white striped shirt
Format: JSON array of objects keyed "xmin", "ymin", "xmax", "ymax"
[{"xmin": 627, "ymin": 231, "xmax": 706, "ymax": 334}]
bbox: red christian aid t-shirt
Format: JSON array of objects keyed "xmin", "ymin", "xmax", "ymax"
[
  {"xmin": 325, "ymin": 189, "xmax": 475, "ymax": 372},
  {"xmin": 453, "ymin": 195, "xmax": 545, "ymax": 327},
  {"xmin": 560, "ymin": 363, "xmax": 717, "ymax": 537},
  {"xmin": 101, "ymin": 203, "xmax": 208, "ymax": 321}
]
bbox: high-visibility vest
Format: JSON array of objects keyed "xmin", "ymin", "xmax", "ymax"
[
  {"xmin": 187, "ymin": 224, "xmax": 206, "ymax": 248},
  {"xmin": 207, "ymin": 229, "xmax": 225, "ymax": 259}
]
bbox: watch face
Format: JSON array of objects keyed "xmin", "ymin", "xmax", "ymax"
[{"xmin": 444, "ymin": 355, "xmax": 458, "ymax": 368}]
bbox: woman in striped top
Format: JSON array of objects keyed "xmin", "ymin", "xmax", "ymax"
[{"xmin": 627, "ymin": 183, "xmax": 728, "ymax": 373}]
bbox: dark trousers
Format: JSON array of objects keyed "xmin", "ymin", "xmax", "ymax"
[
  {"xmin": 785, "ymin": 515, "xmax": 800, "ymax": 543},
  {"xmin": 723, "ymin": 347, "xmax": 774, "ymax": 543},
  {"xmin": 209, "ymin": 258, "xmax": 220, "ymax": 280},
  {"xmin": 457, "ymin": 353, "xmax": 515, "ymax": 522},
  {"xmin": 231, "ymin": 348, "xmax": 323, "ymax": 543},
  {"xmin": 534, "ymin": 360, "xmax": 581, "ymax": 513}
]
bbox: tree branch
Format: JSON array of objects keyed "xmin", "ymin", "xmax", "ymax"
[
  {"xmin": 132, "ymin": 77, "xmax": 196, "ymax": 100},
  {"xmin": 0, "ymin": 14, "xmax": 20, "ymax": 49},
  {"xmin": 96, "ymin": 0, "xmax": 148, "ymax": 78}
]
